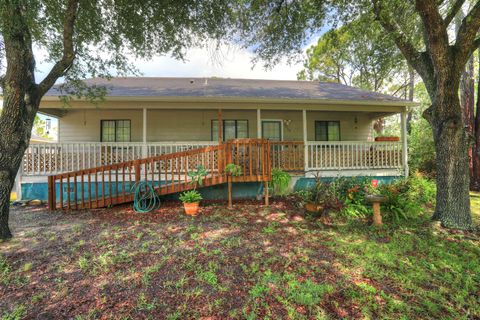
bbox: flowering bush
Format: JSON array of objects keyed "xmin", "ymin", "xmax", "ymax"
[{"xmin": 294, "ymin": 174, "xmax": 436, "ymax": 222}]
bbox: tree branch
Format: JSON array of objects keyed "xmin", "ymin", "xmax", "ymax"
[
  {"xmin": 37, "ymin": 0, "xmax": 79, "ymax": 97},
  {"xmin": 455, "ymin": 1, "xmax": 480, "ymax": 66},
  {"xmin": 444, "ymin": 0, "xmax": 466, "ymax": 26},
  {"xmin": 415, "ymin": 0, "xmax": 450, "ymax": 66},
  {"xmin": 371, "ymin": 0, "xmax": 422, "ymax": 69}
]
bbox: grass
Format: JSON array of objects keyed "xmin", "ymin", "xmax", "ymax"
[{"xmin": 0, "ymin": 199, "xmax": 479, "ymax": 319}]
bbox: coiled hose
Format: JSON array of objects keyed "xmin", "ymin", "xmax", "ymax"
[{"xmin": 131, "ymin": 181, "xmax": 161, "ymax": 213}]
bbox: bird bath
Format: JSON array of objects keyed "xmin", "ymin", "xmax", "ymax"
[{"xmin": 365, "ymin": 194, "xmax": 387, "ymax": 226}]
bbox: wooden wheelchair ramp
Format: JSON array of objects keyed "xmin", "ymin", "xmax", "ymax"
[{"xmin": 47, "ymin": 139, "xmax": 271, "ymax": 210}]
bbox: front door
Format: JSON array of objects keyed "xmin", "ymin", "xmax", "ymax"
[{"xmin": 262, "ymin": 120, "xmax": 282, "ymax": 141}]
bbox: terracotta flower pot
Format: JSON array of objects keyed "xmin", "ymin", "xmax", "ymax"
[
  {"xmin": 304, "ymin": 202, "xmax": 323, "ymax": 213},
  {"xmin": 375, "ymin": 136, "xmax": 400, "ymax": 142},
  {"xmin": 183, "ymin": 202, "xmax": 200, "ymax": 216}
]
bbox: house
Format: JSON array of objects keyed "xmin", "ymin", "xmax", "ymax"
[{"xmin": 17, "ymin": 77, "xmax": 416, "ymax": 204}]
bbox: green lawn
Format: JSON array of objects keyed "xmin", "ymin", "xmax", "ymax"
[
  {"xmin": 0, "ymin": 199, "xmax": 479, "ymax": 319},
  {"xmin": 470, "ymin": 191, "xmax": 480, "ymax": 224}
]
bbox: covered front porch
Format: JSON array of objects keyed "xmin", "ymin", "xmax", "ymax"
[
  {"xmin": 21, "ymin": 107, "xmax": 408, "ymax": 178},
  {"xmin": 22, "ymin": 139, "xmax": 405, "ymax": 175}
]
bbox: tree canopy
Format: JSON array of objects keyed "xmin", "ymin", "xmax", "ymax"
[
  {"xmin": 297, "ymin": 16, "xmax": 405, "ymax": 93},
  {"xmin": 0, "ymin": 0, "xmax": 233, "ymax": 95}
]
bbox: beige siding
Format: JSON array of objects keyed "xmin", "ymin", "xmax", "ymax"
[
  {"xmin": 59, "ymin": 108, "xmax": 373, "ymax": 142},
  {"xmin": 259, "ymin": 110, "xmax": 372, "ymax": 141},
  {"xmin": 59, "ymin": 109, "xmax": 143, "ymax": 142},
  {"xmin": 307, "ymin": 111, "xmax": 372, "ymax": 141},
  {"xmin": 147, "ymin": 109, "xmax": 257, "ymax": 141}
]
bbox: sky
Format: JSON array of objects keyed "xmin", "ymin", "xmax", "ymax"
[{"xmin": 34, "ymin": 43, "xmax": 308, "ymax": 82}]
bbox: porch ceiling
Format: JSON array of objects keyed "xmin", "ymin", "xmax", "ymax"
[{"xmin": 39, "ymin": 99, "xmax": 410, "ymax": 114}]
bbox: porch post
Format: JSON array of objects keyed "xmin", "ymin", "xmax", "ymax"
[
  {"xmin": 218, "ymin": 109, "xmax": 223, "ymax": 142},
  {"xmin": 15, "ymin": 164, "xmax": 22, "ymax": 201},
  {"xmin": 400, "ymin": 109, "xmax": 409, "ymax": 177},
  {"xmin": 257, "ymin": 109, "xmax": 261, "ymax": 138},
  {"xmin": 303, "ymin": 109, "xmax": 308, "ymax": 171},
  {"xmin": 142, "ymin": 108, "xmax": 147, "ymax": 158}
]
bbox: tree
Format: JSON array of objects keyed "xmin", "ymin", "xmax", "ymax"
[
  {"xmin": 297, "ymin": 15, "xmax": 412, "ymax": 135},
  {"xmin": 234, "ymin": 0, "xmax": 480, "ymax": 229},
  {"xmin": 474, "ymin": 51, "xmax": 480, "ymax": 189},
  {"xmin": 0, "ymin": 0, "xmax": 233, "ymax": 240},
  {"xmin": 298, "ymin": 17, "xmax": 406, "ymax": 92}
]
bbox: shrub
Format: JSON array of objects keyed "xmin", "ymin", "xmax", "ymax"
[
  {"xmin": 296, "ymin": 174, "xmax": 436, "ymax": 223},
  {"xmin": 409, "ymin": 118, "xmax": 436, "ymax": 177},
  {"xmin": 179, "ymin": 190, "xmax": 203, "ymax": 203},
  {"xmin": 270, "ymin": 168, "xmax": 291, "ymax": 196},
  {"xmin": 378, "ymin": 173, "xmax": 436, "ymax": 223},
  {"xmin": 332, "ymin": 177, "xmax": 372, "ymax": 218}
]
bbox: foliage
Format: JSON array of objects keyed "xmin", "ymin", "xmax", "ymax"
[
  {"xmin": 331, "ymin": 177, "xmax": 372, "ymax": 218},
  {"xmin": 298, "ymin": 15, "xmax": 406, "ymax": 93},
  {"xmin": 379, "ymin": 173, "xmax": 436, "ymax": 222},
  {"xmin": 269, "ymin": 168, "xmax": 291, "ymax": 196},
  {"xmin": 187, "ymin": 165, "xmax": 208, "ymax": 189},
  {"xmin": 0, "ymin": 1, "xmax": 234, "ymax": 94},
  {"xmin": 32, "ymin": 116, "xmax": 50, "ymax": 139},
  {"xmin": 408, "ymin": 83, "xmax": 436, "ymax": 177},
  {"xmin": 179, "ymin": 190, "xmax": 203, "ymax": 204},
  {"xmin": 225, "ymin": 163, "xmax": 242, "ymax": 177},
  {"xmin": 309, "ymin": 179, "xmax": 342, "ymax": 211},
  {"xmin": 294, "ymin": 175, "xmax": 436, "ymax": 223}
]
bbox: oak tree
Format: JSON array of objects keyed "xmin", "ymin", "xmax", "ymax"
[
  {"xmin": 234, "ymin": 0, "xmax": 480, "ymax": 229},
  {"xmin": 0, "ymin": 0, "xmax": 232, "ymax": 239}
]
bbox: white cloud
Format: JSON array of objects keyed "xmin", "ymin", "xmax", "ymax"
[
  {"xmin": 133, "ymin": 44, "xmax": 303, "ymax": 80},
  {"xmin": 34, "ymin": 42, "xmax": 311, "ymax": 81}
]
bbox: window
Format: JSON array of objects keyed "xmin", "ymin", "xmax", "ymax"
[
  {"xmin": 211, "ymin": 120, "xmax": 248, "ymax": 141},
  {"xmin": 101, "ymin": 120, "xmax": 131, "ymax": 142},
  {"xmin": 262, "ymin": 120, "xmax": 282, "ymax": 141},
  {"xmin": 315, "ymin": 121, "xmax": 340, "ymax": 141}
]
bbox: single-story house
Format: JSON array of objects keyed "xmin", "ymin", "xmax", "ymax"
[{"xmin": 16, "ymin": 77, "xmax": 416, "ymax": 204}]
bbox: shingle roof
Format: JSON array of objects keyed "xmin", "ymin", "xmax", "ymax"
[{"xmin": 46, "ymin": 77, "xmax": 411, "ymax": 104}]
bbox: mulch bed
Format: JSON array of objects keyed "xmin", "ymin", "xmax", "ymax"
[{"xmin": 1, "ymin": 200, "xmax": 368, "ymax": 319}]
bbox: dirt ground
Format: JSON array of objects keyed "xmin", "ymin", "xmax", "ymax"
[{"xmin": 1, "ymin": 200, "xmax": 479, "ymax": 319}]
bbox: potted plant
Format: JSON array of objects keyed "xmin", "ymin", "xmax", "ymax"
[
  {"xmin": 375, "ymin": 136, "xmax": 400, "ymax": 142},
  {"xmin": 179, "ymin": 165, "xmax": 208, "ymax": 216},
  {"xmin": 225, "ymin": 163, "xmax": 242, "ymax": 207},
  {"xmin": 179, "ymin": 190, "xmax": 203, "ymax": 215}
]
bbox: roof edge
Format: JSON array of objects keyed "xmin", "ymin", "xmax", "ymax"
[{"xmin": 40, "ymin": 95, "xmax": 419, "ymax": 107}]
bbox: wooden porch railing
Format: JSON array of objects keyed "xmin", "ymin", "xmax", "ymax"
[
  {"xmin": 23, "ymin": 141, "xmax": 217, "ymax": 176},
  {"xmin": 270, "ymin": 141, "xmax": 305, "ymax": 172},
  {"xmin": 47, "ymin": 139, "xmax": 271, "ymax": 210},
  {"xmin": 306, "ymin": 141, "xmax": 403, "ymax": 170}
]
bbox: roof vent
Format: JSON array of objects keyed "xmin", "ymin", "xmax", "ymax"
[{"xmin": 190, "ymin": 79, "xmax": 195, "ymax": 84}]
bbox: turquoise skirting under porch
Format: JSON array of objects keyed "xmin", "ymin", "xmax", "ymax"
[{"xmin": 20, "ymin": 176, "xmax": 401, "ymax": 202}]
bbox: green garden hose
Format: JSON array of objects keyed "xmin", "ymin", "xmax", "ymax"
[{"xmin": 131, "ymin": 181, "xmax": 161, "ymax": 213}]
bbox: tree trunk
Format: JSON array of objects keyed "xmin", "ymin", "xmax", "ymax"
[
  {"xmin": 0, "ymin": 1, "xmax": 78, "ymax": 240},
  {"xmin": 460, "ymin": 55, "xmax": 476, "ymax": 186},
  {"xmin": 0, "ymin": 170, "xmax": 16, "ymax": 240},
  {"xmin": 0, "ymin": 90, "xmax": 39, "ymax": 240},
  {"xmin": 0, "ymin": 4, "xmax": 40, "ymax": 240},
  {"xmin": 472, "ymin": 51, "xmax": 480, "ymax": 190},
  {"xmin": 428, "ymin": 88, "xmax": 472, "ymax": 229}
]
